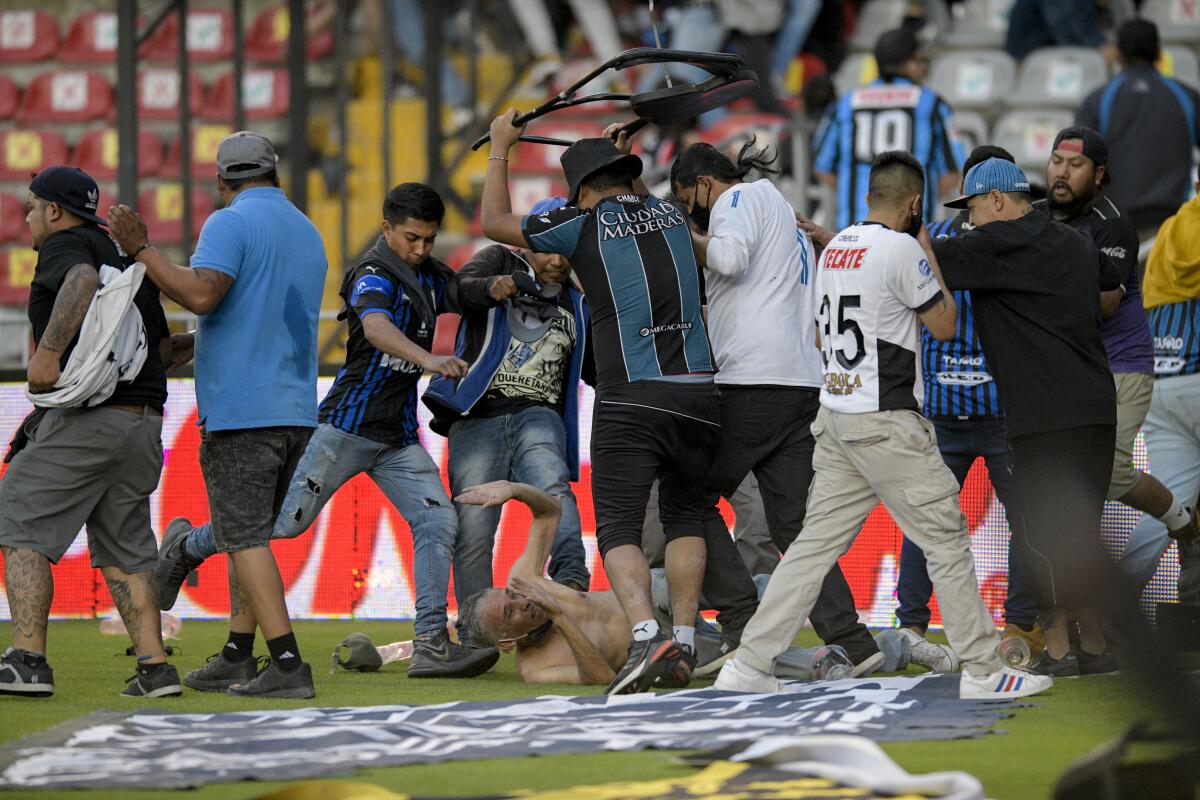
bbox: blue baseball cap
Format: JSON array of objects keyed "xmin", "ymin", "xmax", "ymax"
[
  {"xmin": 529, "ymin": 196, "xmax": 567, "ymax": 216},
  {"xmin": 945, "ymin": 158, "xmax": 1031, "ymax": 209}
]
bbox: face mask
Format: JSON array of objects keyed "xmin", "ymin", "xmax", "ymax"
[{"xmin": 688, "ymin": 182, "xmax": 713, "ymax": 232}]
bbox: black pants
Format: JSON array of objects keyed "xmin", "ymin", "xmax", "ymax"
[
  {"xmin": 1007, "ymin": 424, "xmax": 1115, "ymax": 611},
  {"xmin": 702, "ymin": 385, "xmax": 878, "ymax": 661},
  {"xmin": 591, "ymin": 381, "xmax": 721, "ymax": 557}
]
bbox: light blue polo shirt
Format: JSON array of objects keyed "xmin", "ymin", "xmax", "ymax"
[{"xmin": 190, "ymin": 186, "xmax": 326, "ymax": 432}]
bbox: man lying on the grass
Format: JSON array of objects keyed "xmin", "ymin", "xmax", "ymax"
[{"xmin": 382, "ymin": 480, "xmax": 874, "ymax": 686}]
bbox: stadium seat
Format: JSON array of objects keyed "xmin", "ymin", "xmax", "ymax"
[
  {"xmin": 244, "ymin": 5, "xmax": 334, "ymax": 63},
  {"xmin": 135, "ymin": 68, "xmax": 207, "ymax": 122},
  {"xmin": 74, "ymin": 129, "xmax": 164, "ymax": 181},
  {"xmin": 0, "ymin": 129, "xmax": 69, "ymax": 181},
  {"xmin": 942, "ymin": 0, "xmax": 1014, "ymax": 48},
  {"xmin": 161, "ymin": 124, "xmax": 233, "ymax": 179},
  {"xmin": 511, "ymin": 177, "xmax": 569, "ymax": 216},
  {"xmin": 1142, "ymin": 0, "xmax": 1200, "ymax": 44},
  {"xmin": 432, "ymin": 314, "xmax": 459, "ymax": 356},
  {"xmin": 0, "ymin": 75, "xmax": 18, "ymax": 120},
  {"xmin": 1161, "ymin": 45, "xmax": 1200, "ymax": 89},
  {"xmin": 1012, "ymin": 47, "xmax": 1108, "ymax": 108},
  {"xmin": 59, "ymin": 10, "xmax": 119, "ymax": 63},
  {"xmin": 15, "ymin": 71, "xmax": 113, "ymax": 124},
  {"xmin": 0, "ymin": 193, "xmax": 26, "ymax": 244},
  {"xmin": 833, "ymin": 52, "xmax": 878, "ymax": 96},
  {"xmin": 0, "ymin": 248, "xmax": 36, "ymax": 305},
  {"xmin": 949, "ymin": 111, "xmax": 989, "ymax": 154},
  {"xmin": 0, "ymin": 10, "xmax": 59, "ymax": 63},
  {"xmin": 139, "ymin": 8, "xmax": 234, "ymax": 62},
  {"xmin": 201, "ymin": 69, "xmax": 290, "ymax": 120},
  {"xmin": 511, "ymin": 122, "xmax": 605, "ymax": 174},
  {"xmin": 992, "ymin": 109, "xmax": 1074, "ymax": 177},
  {"xmin": 138, "ymin": 184, "xmax": 216, "ymax": 245},
  {"xmin": 849, "ymin": 0, "xmax": 910, "ymax": 50},
  {"xmin": 928, "ymin": 50, "xmax": 1016, "ymax": 109}
]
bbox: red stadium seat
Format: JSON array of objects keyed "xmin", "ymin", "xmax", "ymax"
[
  {"xmin": 432, "ymin": 314, "xmax": 460, "ymax": 356},
  {"xmin": 244, "ymin": 5, "xmax": 334, "ymax": 63},
  {"xmin": 446, "ymin": 238, "xmax": 495, "ymax": 271},
  {"xmin": 74, "ymin": 129, "xmax": 164, "ymax": 181},
  {"xmin": 134, "ymin": 68, "xmax": 206, "ymax": 122},
  {"xmin": 0, "ymin": 193, "xmax": 27, "ymax": 245},
  {"xmin": 161, "ymin": 124, "xmax": 232, "ymax": 179},
  {"xmin": 511, "ymin": 122, "xmax": 604, "ymax": 174},
  {"xmin": 138, "ymin": 184, "xmax": 217, "ymax": 245},
  {"xmin": 15, "ymin": 71, "xmax": 113, "ymax": 124},
  {"xmin": 0, "ymin": 248, "xmax": 36, "ymax": 305},
  {"xmin": 201, "ymin": 69, "xmax": 290, "ymax": 120},
  {"xmin": 0, "ymin": 129, "xmax": 69, "ymax": 181},
  {"xmin": 0, "ymin": 75, "xmax": 18, "ymax": 120},
  {"xmin": 59, "ymin": 10, "xmax": 119, "ymax": 63},
  {"xmin": 139, "ymin": 8, "xmax": 234, "ymax": 63},
  {"xmin": 0, "ymin": 11, "xmax": 59, "ymax": 63}
]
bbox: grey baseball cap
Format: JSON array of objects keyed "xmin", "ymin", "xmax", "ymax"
[{"xmin": 215, "ymin": 130, "xmax": 278, "ymax": 179}]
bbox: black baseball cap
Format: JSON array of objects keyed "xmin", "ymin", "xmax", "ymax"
[
  {"xmin": 560, "ymin": 138, "xmax": 643, "ymax": 205},
  {"xmin": 1052, "ymin": 125, "xmax": 1112, "ymax": 184},
  {"xmin": 29, "ymin": 166, "xmax": 106, "ymax": 225},
  {"xmin": 874, "ymin": 29, "xmax": 921, "ymax": 73}
]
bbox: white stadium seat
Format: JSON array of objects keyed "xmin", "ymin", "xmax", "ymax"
[
  {"xmin": 929, "ymin": 50, "xmax": 1017, "ymax": 109},
  {"xmin": 1142, "ymin": 0, "xmax": 1200, "ymax": 44},
  {"xmin": 992, "ymin": 108, "xmax": 1074, "ymax": 180},
  {"xmin": 1012, "ymin": 47, "xmax": 1109, "ymax": 108}
]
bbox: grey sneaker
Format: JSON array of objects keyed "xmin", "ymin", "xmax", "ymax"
[
  {"xmin": 121, "ymin": 663, "xmax": 183, "ymax": 697},
  {"xmin": 0, "ymin": 647, "xmax": 54, "ymax": 697},
  {"xmin": 227, "ymin": 659, "xmax": 315, "ymax": 699},
  {"xmin": 898, "ymin": 628, "xmax": 960, "ymax": 673},
  {"xmin": 692, "ymin": 635, "xmax": 737, "ymax": 678},
  {"xmin": 156, "ymin": 517, "xmax": 202, "ymax": 611},
  {"xmin": 408, "ymin": 630, "xmax": 499, "ymax": 678},
  {"xmin": 184, "ymin": 651, "xmax": 258, "ymax": 692}
]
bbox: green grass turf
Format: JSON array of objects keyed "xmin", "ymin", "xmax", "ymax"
[{"xmin": 0, "ymin": 620, "xmax": 1165, "ymax": 799}]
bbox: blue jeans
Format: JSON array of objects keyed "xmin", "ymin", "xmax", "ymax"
[
  {"xmin": 188, "ymin": 423, "xmax": 458, "ymax": 637},
  {"xmin": 448, "ymin": 405, "xmax": 589, "ymax": 606},
  {"xmin": 1120, "ymin": 374, "xmax": 1200, "ymax": 586},
  {"xmin": 895, "ymin": 417, "xmax": 1038, "ymax": 629},
  {"xmin": 771, "ymin": 0, "xmax": 821, "ymax": 82}
]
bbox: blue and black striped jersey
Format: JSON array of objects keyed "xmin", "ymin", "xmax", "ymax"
[
  {"xmin": 814, "ymin": 77, "xmax": 964, "ymax": 231},
  {"xmin": 1148, "ymin": 299, "xmax": 1200, "ymax": 378},
  {"xmin": 921, "ymin": 213, "xmax": 1003, "ymax": 419},
  {"xmin": 522, "ymin": 194, "xmax": 713, "ymax": 390}
]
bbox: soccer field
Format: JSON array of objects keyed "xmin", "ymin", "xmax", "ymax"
[{"xmin": 0, "ymin": 620, "xmax": 1164, "ymax": 799}]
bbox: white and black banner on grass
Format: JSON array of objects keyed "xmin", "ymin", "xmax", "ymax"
[{"xmin": 0, "ymin": 675, "xmax": 1017, "ymax": 790}]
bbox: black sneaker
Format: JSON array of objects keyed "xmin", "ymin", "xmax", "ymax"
[
  {"xmin": 692, "ymin": 635, "xmax": 737, "ymax": 678},
  {"xmin": 1030, "ymin": 649, "xmax": 1081, "ymax": 678},
  {"xmin": 1077, "ymin": 649, "xmax": 1120, "ymax": 676},
  {"xmin": 227, "ymin": 658, "xmax": 315, "ymax": 699},
  {"xmin": 606, "ymin": 634, "xmax": 681, "ymax": 695},
  {"xmin": 408, "ymin": 630, "xmax": 499, "ymax": 678},
  {"xmin": 184, "ymin": 651, "xmax": 258, "ymax": 692},
  {"xmin": 156, "ymin": 517, "xmax": 203, "ymax": 611},
  {"xmin": 0, "ymin": 647, "xmax": 54, "ymax": 697},
  {"xmin": 121, "ymin": 663, "xmax": 183, "ymax": 697},
  {"xmin": 656, "ymin": 643, "xmax": 696, "ymax": 689}
]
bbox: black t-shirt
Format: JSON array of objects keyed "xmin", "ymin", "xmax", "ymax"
[
  {"xmin": 28, "ymin": 225, "xmax": 169, "ymax": 411},
  {"xmin": 931, "ymin": 211, "xmax": 1119, "ymax": 438}
]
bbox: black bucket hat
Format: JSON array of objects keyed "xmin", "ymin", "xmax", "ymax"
[{"xmin": 560, "ymin": 138, "xmax": 643, "ymax": 205}]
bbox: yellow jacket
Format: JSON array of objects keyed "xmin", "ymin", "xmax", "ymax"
[{"xmin": 1145, "ymin": 195, "xmax": 1200, "ymax": 310}]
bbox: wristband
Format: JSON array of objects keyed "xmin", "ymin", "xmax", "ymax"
[
  {"xmin": 488, "ymin": 155, "xmax": 509, "ymax": 161},
  {"xmin": 130, "ymin": 241, "xmax": 151, "ymax": 258}
]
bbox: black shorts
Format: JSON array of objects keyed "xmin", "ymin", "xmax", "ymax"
[{"xmin": 590, "ymin": 381, "xmax": 720, "ymax": 557}]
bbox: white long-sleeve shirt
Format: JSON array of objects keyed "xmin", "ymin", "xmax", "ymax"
[{"xmin": 704, "ymin": 178, "xmax": 822, "ymax": 387}]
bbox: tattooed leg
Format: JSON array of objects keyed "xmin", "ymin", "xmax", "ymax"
[
  {"xmin": 101, "ymin": 567, "xmax": 166, "ymax": 663},
  {"xmin": 228, "ymin": 556, "xmax": 258, "ymax": 635},
  {"xmin": 2, "ymin": 546, "xmax": 53, "ymax": 654}
]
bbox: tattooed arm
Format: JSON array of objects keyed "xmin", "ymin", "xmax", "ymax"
[{"xmin": 27, "ymin": 263, "xmax": 99, "ymax": 393}]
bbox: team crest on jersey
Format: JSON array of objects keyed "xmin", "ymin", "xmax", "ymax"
[
  {"xmin": 824, "ymin": 371, "xmax": 863, "ymax": 395},
  {"xmin": 918, "ymin": 258, "xmax": 932, "ymax": 277}
]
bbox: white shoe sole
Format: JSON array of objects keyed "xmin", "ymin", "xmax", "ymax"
[
  {"xmin": 693, "ymin": 649, "xmax": 736, "ymax": 679},
  {"xmin": 850, "ymin": 651, "xmax": 885, "ymax": 677},
  {"xmin": 0, "ymin": 683, "xmax": 54, "ymax": 697},
  {"xmin": 959, "ymin": 674, "xmax": 1052, "ymax": 700}
]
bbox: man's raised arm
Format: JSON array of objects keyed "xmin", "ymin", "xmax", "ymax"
[{"xmin": 454, "ymin": 481, "xmax": 562, "ymax": 583}]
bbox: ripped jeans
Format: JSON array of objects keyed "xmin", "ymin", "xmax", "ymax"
[{"xmin": 186, "ymin": 423, "xmax": 458, "ymax": 636}]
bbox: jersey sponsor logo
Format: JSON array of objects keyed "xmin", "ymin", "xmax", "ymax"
[
  {"xmin": 598, "ymin": 204, "xmax": 684, "ymax": 240},
  {"xmin": 639, "ymin": 321, "xmax": 693, "ymax": 337},
  {"xmin": 380, "ymin": 354, "xmax": 423, "ymax": 374},
  {"xmin": 851, "ymin": 86, "xmax": 921, "ymax": 109},
  {"xmin": 824, "ymin": 371, "xmax": 863, "ymax": 395},
  {"xmin": 823, "ymin": 246, "xmax": 868, "ymax": 270},
  {"xmin": 615, "ymin": 194, "xmax": 641, "ymax": 203},
  {"xmin": 1154, "ymin": 335, "xmax": 1185, "ymax": 353},
  {"xmin": 353, "ymin": 274, "xmax": 392, "ymax": 296},
  {"xmin": 1100, "ymin": 246, "xmax": 1127, "ymax": 259},
  {"xmin": 936, "ymin": 371, "xmax": 992, "ymax": 386},
  {"xmin": 918, "ymin": 258, "xmax": 932, "ymax": 278},
  {"xmin": 1155, "ymin": 356, "xmax": 1186, "ymax": 375}
]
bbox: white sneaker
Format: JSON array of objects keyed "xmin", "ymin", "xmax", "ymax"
[
  {"xmin": 959, "ymin": 666, "xmax": 1052, "ymax": 699},
  {"xmin": 899, "ymin": 628, "xmax": 961, "ymax": 673},
  {"xmin": 713, "ymin": 657, "xmax": 780, "ymax": 693}
]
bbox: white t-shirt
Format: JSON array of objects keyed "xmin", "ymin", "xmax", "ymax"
[
  {"xmin": 704, "ymin": 179, "xmax": 822, "ymax": 387},
  {"xmin": 814, "ymin": 221, "xmax": 942, "ymax": 413}
]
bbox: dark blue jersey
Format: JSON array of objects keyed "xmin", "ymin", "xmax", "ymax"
[
  {"xmin": 814, "ymin": 77, "xmax": 964, "ymax": 230},
  {"xmin": 522, "ymin": 194, "xmax": 713, "ymax": 390},
  {"xmin": 921, "ymin": 213, "xmax": 1003, "ymax": 419}
]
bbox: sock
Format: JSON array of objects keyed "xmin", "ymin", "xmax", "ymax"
[
  {"xmin": 267, "ymin": 632, "xmax": 302, "ymax": 672},
  {"xmin": 184, "ymin": 523, "xmax": 217, "ymax": 562},
  {"xmin": 672, "ymin": 625, "xmax": 695, "ymax": 653},
  {"xmin": 1159, "ymin": 499, "xmax": 1192, "ymax": 532},
  {"xmin": 631, "ymin": 619, "xmax": 659, "ymax": 641},
  {"xmin": 223, "ymin": 631, "xmax": 255, "ymax": 662},
  {"xmin": 136, "ymin": 657, "xmax": 168, "ymax": 677}
]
